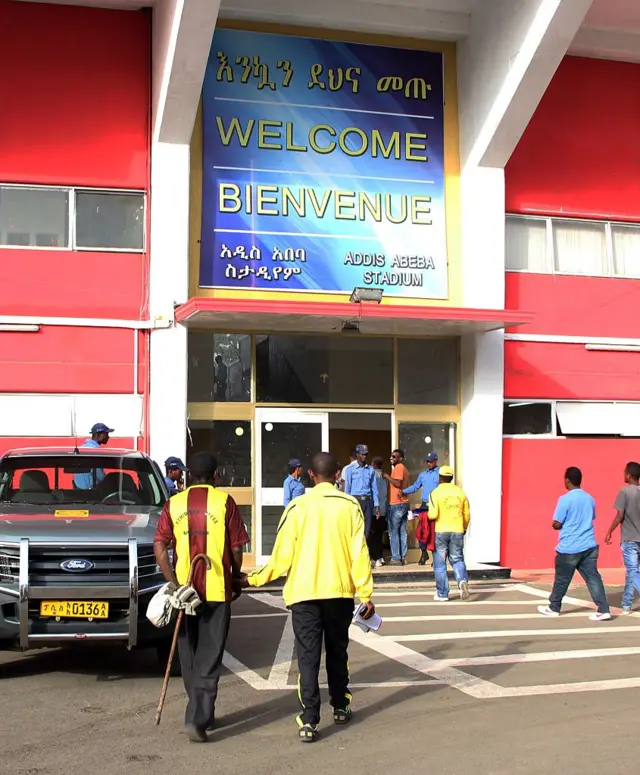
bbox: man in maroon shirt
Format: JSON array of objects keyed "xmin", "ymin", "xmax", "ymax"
[{"xmin": 154, "ymin": 451, "xmax": 249, "ymax": 742}]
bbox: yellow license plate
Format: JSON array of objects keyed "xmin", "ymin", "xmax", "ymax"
[
  {"xmin": 40, "ymin": 601, "xmax": 109, "ymax": 619},
  {"xmin": 54, "ymin": 510, "xmax": 90, "ymax": 518}
]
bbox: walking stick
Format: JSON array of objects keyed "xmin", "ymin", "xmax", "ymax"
[{"xmin": 154, "ymin": 553, "xmax": 212, "ymax": 726}]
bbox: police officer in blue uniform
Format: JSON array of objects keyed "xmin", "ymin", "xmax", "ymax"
[
  {"xmin": 283, "ymin": 458, "xmax": 305, "ymax": 507},
  {"xmin": 344, "ymin": 444, "xmax": 380, "ymax": 548},
  {"xmin": 164, "ymin": 456, "xmax": 187, "ymax": 497},
  {"xmin": 74, "ymin": 423, "xmax": 113, "ymax": 489}
]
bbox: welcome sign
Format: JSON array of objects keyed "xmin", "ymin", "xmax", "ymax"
[{"xmin": 200, "ymin": 29, "xmax": 448, "ymax": 299}]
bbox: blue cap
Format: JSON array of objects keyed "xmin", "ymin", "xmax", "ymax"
[
  {"xmin": 425, "ymin": 451, "xmax": 439, "ymax": 462},
  {"xmin": 288, "ymin": 458, "xmax": 302, "ymax": 468},
  {"xmin": 355, "ymin": 444, "xmax": 369, "ymax": 454},
  {"xmin": 91, "ymin": 423, "xmax": 114, "ymax": 434},
  {"xmin": 165, "ymin": 456, "xmax": 187, "ymax": 471}
]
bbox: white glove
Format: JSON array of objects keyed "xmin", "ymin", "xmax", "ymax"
[{"xmin": 168, "ymin": 584, "xmax": 201, "ymax": 612}]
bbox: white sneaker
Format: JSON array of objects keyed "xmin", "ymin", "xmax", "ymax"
[
  {"xmin": 537, "ymin": 605, "xmax": 560, "ymax": 617},
  {"xmin": 375, "ymin": 559, "xmax": 384, "ymax": 568},
  {"xmin": 589, "ymin": 611, "xmax": 612, "ymax": 622},
  {"xmin": 622, "ymin": 607, "xmax": 632, "ymax": 615},
  {"xmin": 459, "ymin": 580, "xmax": 470, "ymax": 600},
  {"xmin": 433, "ymin": 594, "xmax": 449, "ymax": 602}
]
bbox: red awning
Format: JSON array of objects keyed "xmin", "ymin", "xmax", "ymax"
[{"xmin": 175, "ymin": 297, "xmax": 533, "ymax": 336}]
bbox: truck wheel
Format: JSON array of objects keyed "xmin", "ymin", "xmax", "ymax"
[{"xmin": 156, "ymin": 641, "xmax": 181, "ymax": 677}]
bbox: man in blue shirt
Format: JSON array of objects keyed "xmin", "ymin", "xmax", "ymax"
[
  {"xmin": 538, "ymin": 466, "xmax": 611, "ymax": 621},
  {"xmin": 403, "ymin": 451, "xmax": 440, "ymax": 565},
  {"xmin": 164, "ymin": 456, "xmax": 187, "ymax": 497},
  {"xmin": 74, "ymin": 423, "xmax": 113, "ymax": 490},
  {"xmin": 344, "ymin": 444, "xmax": 380, "ymax": 551},
  {"xmin": 283, "ymin": 458, "xmax": 305, "ymax": 507}
]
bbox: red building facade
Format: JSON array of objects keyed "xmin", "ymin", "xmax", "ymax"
[
  {"xmin": 502, "ymin": 56, "xmax": 640, "ymax": 568},
  {"xmin": 0, "ymin": 0, "xmax": 151, "ymax": 455}
]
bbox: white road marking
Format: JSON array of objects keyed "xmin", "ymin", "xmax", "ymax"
[
  {"xmin": 505, "ymin": 677, "xmax": 640, "ymax": 696},
  {"xmin": 513, "ymin": 582, "xmax": 624, "ymax": 614},
  {"xmin": 389, "ymin": 626, "xmax": 640, "ymax": 642},
  {"xmin": 382, "ymin": 612, "xmax": 587, "ymax": 622},
  {"xmin": 222, "ymin": 652, "xmax": 270, "ymax": 690},
  {"xmin": 370, "ymin": 587, "xmax": 518, "ymax": 597},
  {"xmin": 268, "ymin": 615, "xmax": 295, "ymax": 688},
  {"xmin": 434, "ymin": 646, "xmax": 640, "ymax": 668},
  {"xmin": 349, "ymin": 626, "xmax": 507, "ymax": 698},
  {"xmin": 376, "ymin": 600, "xmax": 553, "ymax": 607}
]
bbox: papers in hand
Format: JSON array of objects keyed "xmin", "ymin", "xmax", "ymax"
[{"xmin": 352, "ymin": 604, "xmax": 383, "ymax": 634}]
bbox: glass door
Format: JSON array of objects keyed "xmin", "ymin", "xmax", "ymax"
[{"xmin": 255, "ymin": 408, "xmax": 329, "ymax": 562}]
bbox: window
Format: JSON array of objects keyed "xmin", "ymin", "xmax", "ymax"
[
  {"xmin": 506, "ymin": 215, "xmax": 640, "ymax": 279},
  {"xmin": 612, "ymin": 224, "xmax": 640, "ymax": 277},
  {"xmin": 188, "ymin": 333, "xmax": 252, "ymax": 402},
  {"xmin": 0, "ymin": 184, "xmax": 144, "ymax": 251},
  {"xmin": 0, "ymin": 186, "xmax": 69, "ymax": 248},
  {"xmin": 397, "ymin": 338, "xmax": 458, "ymax": 405},
  {"xmin": 256, "ymin": 334, "xmax": 394, "ymax": 404},
  {"xmin": 506, "ymin": 216, "xmax": 549, "ymax": 272},
  {"xmin": 553, "ymin": 219, "xmax": 607, "ymax": 275},
  {"xmin": 187, "ymin": 420, "xmax": 252, "ymax": 487},
  {"xmin": 398, "ymin": 422, "xmax": 452, "ymax": 479},
  {"xmin": 503, "ymin": 402, "xmax": 553, "ymax": 436},
  {"xmin": 75, "ymin": 191, "xmax": 144, "ymax": 251}
]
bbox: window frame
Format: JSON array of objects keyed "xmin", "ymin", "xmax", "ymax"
[
  {"xmin": 0, "ymin": 183, "xmax": 146, "ymax": 253},
  {"xmin": 505, "ymin": 214, "xmax": 640, "ymax": 280},
  {"xmin": 502, "ymin": 400, "xmax": 557, "ymax": 439},
  {"xmin": 503, "ymin": 399, "xmax": 640, "ymax": 439}
]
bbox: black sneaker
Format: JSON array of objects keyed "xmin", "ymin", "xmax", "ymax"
[
  {"xmin": 296, "ymin": 714, "xmax": 319, "ymax": 743},
  {"xmin": 333, "ymin": 707, "xmax": 352, "ymax": 725},
  {"xmin": 206, "ymin": 715, "xmax": 215, "ymax": 732},
  {"xmin": 185, "ymin": 724, "xmax": 208, "ymax": 743}
]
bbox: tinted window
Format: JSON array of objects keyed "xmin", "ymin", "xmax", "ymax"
[
  {"xmin": 256, "ymin": 335, "xmax": 393, "ymax": 404},
  {"xmin": 0, "ymin": 186, "xmax": 69, "ymax": 248},
  {"xmin": 397, "ymin": 339, "xmax": 458, "ymax": 405},
  {"xmin": 398, "ymin": 422, "xmax": 452, "ymax": 482},
  {"xmin": 188, "ymin": 333, "xmax": 251, "ymax": 402},
  {"xmin": 75, "ymin": 191, "xmax": 144, "ymax": 250},
  {"xmin": 503, "ymin": 402, "xmax": 553, "ymax": 435},
  {"xmin": 187, "ymin": 421, "xmax": 252, "ymax": 487}
]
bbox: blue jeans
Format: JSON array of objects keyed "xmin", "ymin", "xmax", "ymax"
[
  {"xmin": 621, "ymin": 541, "xmax": 640, "ymax": 609},
  {"xmin": 433, "ymin": 532, "xmax": 468, "ymax": 598},
  {"xmin": 387, "ymin": 503, "xmax": 409, "ymax": 561},
  {"xmin": 549, "ymin": 546, "xmax": 610, "ymax": 614}
]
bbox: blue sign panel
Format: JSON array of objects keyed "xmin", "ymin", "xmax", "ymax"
[{"xmin": 201, "ymin": 29, "xmax": 447, "ymax": 299}]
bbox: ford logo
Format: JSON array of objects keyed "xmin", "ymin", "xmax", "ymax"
[{"xmin": 60, "ymin": 559, "xmax": 95, "ymax": 573}]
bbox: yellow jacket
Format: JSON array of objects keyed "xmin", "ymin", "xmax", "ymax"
[
  {"xmin": 428, "ymin": 482, "xmax": 470, "ymax": 534},
  {"xmin": 248, "ymin": 482, "xmax": 374, "ymax": 607}
]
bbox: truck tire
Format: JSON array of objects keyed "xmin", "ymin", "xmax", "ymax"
[{"xmin": 156, "ymin": 641, "xmax": 181, "ymax": 677}]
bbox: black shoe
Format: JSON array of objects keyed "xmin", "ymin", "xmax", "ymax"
[
  {"xmin": 297, "ymin": 715, "xmax": 319, "ymax": 743},
  {"xmin": 333, "ymin": 707, "xmax": 352, "ymax": 725},
  {"xmin": 401, "ymin": 558, "xmax": 406, "ymax": 566},
  {"xmin": 185, "ymin": 724, "xmax": 208, "ymax": 743},
  {"xmin": 206, "ymin": 715, "xmax": 215, "ymax": 732},
  {"xmin": 418, "ymin": 551, "xmax": 427, "ymax": 566}
]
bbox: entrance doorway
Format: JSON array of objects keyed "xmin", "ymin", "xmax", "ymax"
[{"xmin": 255, "ymin": 407, "xmax": 393, "ymax": 562}]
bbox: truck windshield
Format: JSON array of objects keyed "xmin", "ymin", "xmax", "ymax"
[{"xmin": 0, "ymin": 455, "xmax": 166, "ymax": 508}]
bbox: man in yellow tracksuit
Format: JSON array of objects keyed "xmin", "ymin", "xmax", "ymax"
[
  {"xmin": 428, "ymin": 465, "xmax": 471, "ymax": 602},
  {"xmin": 241, "ymin": 451, "xmax": 374, "ymax": 743}
]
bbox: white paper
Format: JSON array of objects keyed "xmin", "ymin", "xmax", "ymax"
[{"xmin": 352, "ymin": 605, "xmax": 383, "ymax": 633}]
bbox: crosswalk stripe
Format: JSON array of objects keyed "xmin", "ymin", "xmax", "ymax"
[
  {"xmin": 388, "ymin": 626, "xmax": 640, "ymax": 642},
  {"xmin": 434, "ymin": 646, "xmax": 640, "ymax": 667},
  {"xmin": 376, "ymin": 600, "xmax": 552, "ymax": 607},
  {"xmin": 382, "ymin": 612, "xmax": 587, "ymax": 622}
]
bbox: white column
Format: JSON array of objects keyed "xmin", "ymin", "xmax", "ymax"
[
  {"xmin": 148, "ymin": 142, "xmax": 190, "ymax": 466},
  {"xmin": 459, "ymin": 167, "xmax": 505, "ymax": 564}
]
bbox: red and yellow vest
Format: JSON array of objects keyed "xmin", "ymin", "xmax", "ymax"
[{"xmin": 168, "ymin": 485, "xmax": 229, "ymax": 602}]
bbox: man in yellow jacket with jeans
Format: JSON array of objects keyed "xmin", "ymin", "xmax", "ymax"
[
  {"xmin": 241, "ymin": 451, "xmax": 374, "ymax": 743},
  {"xmin": 429, "ymin": 465, "xmax": 471, "ymax": 602}
]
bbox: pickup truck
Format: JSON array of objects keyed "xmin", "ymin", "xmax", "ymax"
[{"xmin": 0, "ymin": 447, "xmax": 176, "ymax": 671}]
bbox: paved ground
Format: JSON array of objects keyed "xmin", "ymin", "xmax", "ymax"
[{"xmin": 2, "ymin": 580, "xmax": 640, "ymax": 775}]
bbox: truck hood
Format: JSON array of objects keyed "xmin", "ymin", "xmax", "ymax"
[{"xmin": 0, "ymin": 508, "xmax": 161, "ymax": 543}]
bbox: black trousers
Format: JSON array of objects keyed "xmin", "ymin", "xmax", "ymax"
[
  {"xmin": 178, "ymin": 601, "xmax": 231, "ymax": 730},
  {"xmin": 369, "ymin": 514, "xmax": 386, "ymax": 561},
  {"xmin": 291, "ymin": 598, "xmax": 354, "ymax": 726}
]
